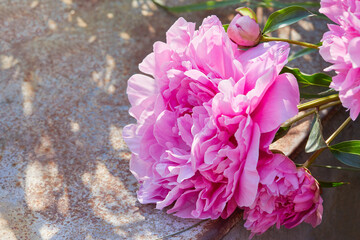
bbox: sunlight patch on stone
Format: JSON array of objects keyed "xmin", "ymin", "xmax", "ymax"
[
  {"xmin": 109, "ymin": 125, "xmax": 125, "ymax": 151},
  {"xmin": 70, "ymin": 121, "xmax": 80, "ymax": 133},
  {"xmin": 0, "ymin": 214, "xmax": 17, "ymax": 240},
  {"xmin": 82, "ymin": 161, "xmax": 142, "ymax": 227},
  {"xmin": 1, "ymin": 55, "xmax": 19, "ymax": 70},
  {"xmin": 39, "ymin": 224, "xmax": 60, "ymax": 240},
  {"xmin": 30, "ymin": 1, "xmax": 39, "ymax": 9},
  {"xmin": 21, "ymin": 81, "xmax": 35, "ymax": 117},
  {"xmin": 77, "ymin": 17, "xmax": 88, "ymax": 28}
]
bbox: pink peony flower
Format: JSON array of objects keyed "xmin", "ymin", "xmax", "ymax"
[
  {"xmin": 123, "ymin": 16, "xmax": 299, "ymax": 219},
  {"xmin": 319, "ymin": 0, "xmax": 360, "ymax": 120},
  {"xmin": 227, "ymin": 14, "xmax": 261, "ymax": 47},
  {"xmin": 243, "ymin": 153, "xmax": 323, "ymax": 238}
]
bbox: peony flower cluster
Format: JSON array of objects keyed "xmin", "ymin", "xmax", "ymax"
[
  {"xmin": 123, "ymin": 15, "xmax": 323, "ymax": 235},
  {"xmin": 243, "ymin": 152, "xmax": 323, "ymax": 237},
  {"xmin": 319, "ymin": 0, "xmax": 360, "ymax": 120}
]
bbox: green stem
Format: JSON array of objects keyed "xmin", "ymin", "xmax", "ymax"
[
  {"xmin": 261, "ymin": 36, "xmax": 319, "ymax": 49},
  {"xmin": 282, "ymin": 100, "xmax": 341, "ymax": 128},
  {"xmin": 303, "ymin": 116, "xmax": 352, "ymax": 168},
  {"xmin": 325, "ymin": 116, "xmax": 352, "ymax": 145},
  {"xmin": 303, "ymin": 149, "xmax": 325, "ymax": 168},
  {"xmin": 298, "ymin": 94, "xmax": 339, "ymax": 111}
]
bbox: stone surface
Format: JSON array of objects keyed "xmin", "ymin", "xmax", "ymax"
[{"xmin": 0, "ymin": 1, "xmax": 358, "ymax": 240}]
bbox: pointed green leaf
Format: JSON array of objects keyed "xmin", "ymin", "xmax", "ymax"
[
  {"xmin": 263, "ymin": 6, "xmax": 313, "ymax": 34},
  {"xmin": 288, "ymin": 47, "xmax": 317, "ymax": 62},
  {"xmin": 223, "ymin": 24, "xmax": 229, "ymax": 32},
  {"xmin": 288, "ymin": 42, "xmax": 322, "ymax": 62},
  {"xmin": 152, "ymin": 0, "xmax": 244, "ymax": 13},
  {"xmin": 152, "ymin": 0, "xmax": 320, "ymax": 13},
  {"xmin": 255, "ymin": 1, "xmax": 320, "ymax": 9},
  {"xmin": 318, "ymin": 180, "xmax": 349, "ymax": 188},
  {"xmin": 330, "ymin": 140, "xmax": 360, "ymax": 168},
  {"xmin": 280, "ymin": 66, "xmax": 334, "ymax": 98},
  {"xmin": 305, "ymin": 112, "xmax": 327, "ymax": 153}
]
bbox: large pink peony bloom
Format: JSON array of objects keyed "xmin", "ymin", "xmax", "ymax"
[
  {"xmin": 123, "ymin": 16, "xmax": 299, "ymax": 219},
  {"xmin": 243, "ymin": 153, "xmax": 323, "ymax": 238},
  {"xmin": 319, "ymin": 0, "xmax": 360, "ymax": 120}
]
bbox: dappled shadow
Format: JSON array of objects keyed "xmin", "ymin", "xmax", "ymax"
[{"xmin": 0, "ymin": 0, "xmax": 219, "ymax": 239}]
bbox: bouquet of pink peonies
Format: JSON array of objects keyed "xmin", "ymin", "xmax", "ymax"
[{"xmin": 124, "ymin": 0, "xmax": 360, "ymax": 238}]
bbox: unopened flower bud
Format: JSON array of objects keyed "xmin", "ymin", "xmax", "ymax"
[{"xmin": 227, "ymin": 14, "xmax": 261, "ymax": 47}]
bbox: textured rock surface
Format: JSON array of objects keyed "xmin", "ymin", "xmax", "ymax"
[{"xmin": 0, "ymin": 0, "xmax": 358, "ymax": 239}]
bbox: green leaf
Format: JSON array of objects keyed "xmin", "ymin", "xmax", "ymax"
[
  {"xmin": 313, "ymin": 12, "xmax": 330, "ymax": 20},
  {"xmin": 318, "ymin": 180, "xmax": 349, "ymax": 188},
  {"xmin": 330, "ymin": 140, "xmax": 360, "ymax": 168},
  {"xmin": 255, "ymin": 1, "xmax": 320, "ymax": 9},
  {"xmin": 262, "ymin": 6, "xmax": 313, "ymax": 34},
  {"xmin": 152, "ymin": 0, "xmax": 320, "ymax": 13},
  {"xmin": 151, "ymin": 0, "xmax": 244, "ymax": 13},
  {"xmin": 273, "ymin": 126, "xmax": 291, "ymax": 142},
  {"xmin": 305, "ymin": 112, "xmax": 327, "ymax": 153},
  {"xmin": 223, "ymin": 24, "xmax": 229, "ymax": 32},
  {"xmin": 280, "ymin": 66, "xmax": 333, "ymax": 99},
  {"xmin": 288, "ymin": 47, "xmax": 317, "ymax": 62}
]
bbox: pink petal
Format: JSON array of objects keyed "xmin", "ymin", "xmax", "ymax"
[
  {"xmin": 251, "ymin": 73, "xmax": 299, "ymax": 133},
  {"xmin": 349, "ymin": 37, "xmax": 360, "ymax": 68}
]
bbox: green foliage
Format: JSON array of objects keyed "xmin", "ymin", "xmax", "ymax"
[
  {"xmin": 255, "ymin": 0, "xmax": 319, "ymax": 9},
  {"xmin": 151, "ymin": 0, "xmax": 320, "ymax": 13},
  {"xmin": 288, "ymin": 47, "xmax": 317, "ymax": 62},
  {"xmin": 262, "ymin": 6, "xmax": 313, "ymax": 34},
  {"xmin": 318, "ymin": 180, "xmax": 349, "ymax": 188},
  {"xmin": 330, "ymin": 141, "xmax": 360, "ymax": 168},
  {"xmin": 305, "ymin": 112, "xmax": 327, "ymax": 153},
  {"xmin": 152, "ymin": 0, "xmax": 246, "ymax": 13},
  {"xmin": 223, "ymin": 24, "xmax": 229, "ymax": 32},
  {"xmin": 281, "ymin": 67, "xmax": 334, "ymax": 99}
]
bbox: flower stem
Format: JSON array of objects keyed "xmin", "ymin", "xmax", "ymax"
[
  {"xmin": 303, "ymin": 149, "xmax": 325, "ymax": 169},
  {"xmin": 303, "ymin": 116, "xmax": 352, "ymax": 168},
  {"xmin": 282, "ymin": 100, "xmax": 341, "ymax": 128},
  {"xmin": 261, "ymin": 36, "xmax": 319, "ymax": 49},
  {"xmin": 325, "ymin": 116, "xmax": 352, "ymax": 145},
  {"xmin": 297, "ymin": 94, "xmax": 339, "ymax": 112}
]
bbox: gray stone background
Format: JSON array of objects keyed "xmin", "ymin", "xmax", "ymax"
[{"xmin": 0, "ymin": 0, "xmax": 359, "ymax": 239}]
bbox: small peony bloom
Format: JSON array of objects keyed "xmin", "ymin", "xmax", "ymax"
[
  {"xmin": 123, "ymin": 16, "xmax": 299, "ymax": 220},
  {"xmin": 243, "ymin": 153, "xmax": 323, "ymax": 238},
  {"xmin": 319, "ymin": 0, "xmax": 360, "ymax": 120},
  {"xmin": 227, "ymin": 14, "xmax": 261, "ymax": 47}
]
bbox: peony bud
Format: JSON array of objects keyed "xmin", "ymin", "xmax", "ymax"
[{"xmin": 227, "ymin": 14, "xmax": 261, "ymax": 47}]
